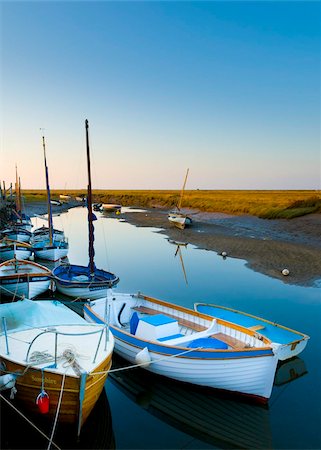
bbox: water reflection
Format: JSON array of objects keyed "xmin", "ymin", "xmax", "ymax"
[
  {"xmin": 109, "ymin": 355, "xmax": 272, "ymax": 449},
  {"xmin": 1, "ymin": 389, "xmax": 115, "ymax": 450},
  {"xmin": 30, "ymin": 207, "xmax": 321, "ymax": 449}
]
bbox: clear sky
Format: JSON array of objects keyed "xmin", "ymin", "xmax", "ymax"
[{"xmin": 1, "ymin": 1, "xmax": 320, "ymax": 190}]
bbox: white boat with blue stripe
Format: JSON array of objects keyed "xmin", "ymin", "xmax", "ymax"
[
  {"xmin": 194, "ymin": 303, "xmax": 309, "ymax": 361},
  {"xmin": 84, "ymin": 292, "xmax": 279, "ymax": 402}
]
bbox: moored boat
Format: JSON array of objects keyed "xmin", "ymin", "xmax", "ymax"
[
  {"xmin": 0, "ymin": 238, "xmax": 32, "ymax": 261},
  {"xmin": 0, "ymin": 258, "xmax": 51, "ymax": 299},
  {"xmin": 32, "ymin": 135, "xmax": 69, "ymax": 262},
  {"xmin": 101, "ymin": 203, "xmax": 122, "ymax": 213},
  {"xmin": 84, "ymin": 292, "xmax": 279, "ymax": 402},
  {"xmin": 0, "ymin": 299, "xmax": 114, "ymax": 436},
  {"xmin": 1, "ymin": 227, "xmax": 32, "ymax": 243},
  {"xmin": 52, "ymin": 120, "xmax": 119, "ymax": 299},
  {"xmin": 168, "ymin": 168, "xmax": 192, "ymax": 230},
  {"xmin": 194, "ymin": 303, "xmax": 309, "ymax": 361}
]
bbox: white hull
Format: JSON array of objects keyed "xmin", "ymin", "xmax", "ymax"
[
  {"xmin": 112, "ymin": 335, "xmax": 277, "ymax": 398},
  {"xmin": 3, "ymin": 233, "xmax": 31, "ymax": 243},
  {"xmin": 194, "ymin": 303, "xmax": 309, "ymax": 362},
  {"xmin": 0, "ymin": 248, "xmax": 31, "ymax": 261},
  {"xmin": 34, "ymin": 247, "xmax": 68, "ymax": 261},
  {"xmin": 273, "ymin": 339, "xmax": 309, "ymax": 361},
  {"xmin": 168, "ymin": 213, "xmax": 192, "ymax": 230},
  {"xmin": 85, "ymin": 293, "xmax": 279, "ymax": 400},
  {"xmin": 0, "ymin": 279, "xmax": 51, "ymax": 299},
  {"xmin": 55, "ymin": 283, "xmax": 110, "ymax": 300}
]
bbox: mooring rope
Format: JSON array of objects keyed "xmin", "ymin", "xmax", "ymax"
[
  {"xmin": 0, "ymin": 393, "xmax": 62, "ymax": 450},
  {"xmin": 47, "ymin": 372, "xmax": 66, "ymax": 450},
  {"xmin": 92, "ymin": 346, "xmax": 203, "ymax": 376}
]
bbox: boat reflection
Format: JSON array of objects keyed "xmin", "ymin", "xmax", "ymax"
[
  {"xmin": 274, "ymin": 356, "xmax": 308, "ymax": 386},
  {"xmin": 110, "ymin": 355, "xmax": 273, "ymax": 449},
  {"xmin": 1, "ymin": 388, "xmax": 115, "ymax": 450},
  {"xmin": 109, "ymin": 355, "xmax": 307, "ymax": 450}
]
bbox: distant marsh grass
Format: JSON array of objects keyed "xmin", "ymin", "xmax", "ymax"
[{"xmin": 21, "ymin": 190, "xmax": 321, "ymax": 219}]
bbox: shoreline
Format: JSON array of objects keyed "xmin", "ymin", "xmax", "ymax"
[{"xmin": 24, "ymin": 202, "xmax": 321, "ymax": 288}]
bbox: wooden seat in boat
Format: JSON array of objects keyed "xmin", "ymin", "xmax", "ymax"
[
  {"xmin": 132, "ymin": 306, "xmax": 206, "ymax": 332},
  {"xmin": 212, "ymin": 332, "xmax": 248, "ymax": 349}
]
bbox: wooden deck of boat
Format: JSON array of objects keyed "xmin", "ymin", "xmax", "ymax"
[
  {"xmin": 132, "ymin": 305, "xmax": 206, "ymax": 332},
  {"xmin": 132, "ymin": 305, "xmax": 248, "ymax": 349}
]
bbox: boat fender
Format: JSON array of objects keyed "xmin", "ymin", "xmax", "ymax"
[
  {"xmin": 0, "ymin": 374, "xmax": 17, "ymax": 399},
  {"xmin": 36, "ymin": 390, "xmax": 50, "ymax": 414},
  {"xmin": 135, "ymin": 347, "xmax": 151, "ymax": 367}
]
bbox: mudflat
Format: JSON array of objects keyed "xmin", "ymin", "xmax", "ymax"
[{"xmin": 25, "ymin": 201, "xmax": 321, "ymax": 287}]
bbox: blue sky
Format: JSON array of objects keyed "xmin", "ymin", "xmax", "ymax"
[{"xmin": 1, "ymin": 1, "xmax": 320, "ymax": 190}]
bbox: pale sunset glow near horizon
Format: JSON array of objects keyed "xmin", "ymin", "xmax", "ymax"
[{"xmin": 1, "ymin": 1, "xmax": 320, "ymax": 190}]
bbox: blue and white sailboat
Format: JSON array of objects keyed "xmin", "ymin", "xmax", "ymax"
[
  {"xmin": 52, "ymin": 120, "xmax": 119, "ymax": 299},
  {"xmin": 33, "ymin": 136, "xmax": 69, "ymax": 261}
]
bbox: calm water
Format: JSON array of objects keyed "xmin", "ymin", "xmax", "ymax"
[{"xmin": 3, "ymin": 207, "xmax": 321, "ymax": 449}]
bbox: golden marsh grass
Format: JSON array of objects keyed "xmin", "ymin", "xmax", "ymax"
[{"xmin": 20, "ymin": 190, "xmax": 321, "ymax": 219}]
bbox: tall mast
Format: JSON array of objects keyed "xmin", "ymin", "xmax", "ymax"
[
  {"xmin": 177, "ymin": 168, "xmax": 189, "ymax": 210},
  {"xmin": 15, "ymin": 164, "xmax": 21, "ymax": 216},
  {"xmin": 42, "ymin": 136, "xmax": 53, "ymax": 245},
  {"xmin": 85, "ymin": 119, "xmax": 95, "ymax": 276}
]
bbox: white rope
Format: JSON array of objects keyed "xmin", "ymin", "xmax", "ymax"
[
  {"xmin": 47, "ymin": 372, "xmax": 66, "ymax": 450},
  {"xmin": 92, "ymin": 346, "xmax": 203, "ymax": 376},
  {"xmin": 0, "ymin": 393, "xmax": 62, "ymax": 450}
]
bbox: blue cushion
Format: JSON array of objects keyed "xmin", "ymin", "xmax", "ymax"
[
  {"xmin": 158, "ymin": 333, "xmax": 184, "ymax": 342},
  {"xmin": 130, "ymin": 312, "xmax": 139, "ymax": 335},
  {"xmin": 187, "ymin": 338, "xmax": 228, "ymax": 349},
  {"xmin": 140, "ymin": 314, "xmax": 177, "ymax": 326}
]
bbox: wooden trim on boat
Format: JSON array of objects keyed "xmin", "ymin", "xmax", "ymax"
[{"xmin": 136, "ymin": 293, "xmax": 272, "ymax": 345}]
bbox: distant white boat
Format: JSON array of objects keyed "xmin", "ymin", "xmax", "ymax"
[
  {"xmin": 85, "ymin": 292, "xmax": 279, "ymax": 402},
  {"xmin": 59, "ymin": 194, "xmax": 71, "ymax": 202},
  {"xmin": 0, "ymin": 258, "xmax": 51, "ymax": 299},
  {"xmin": 168, "ymin": 212, "xmax": 192, "ymax": 230},
  {"xmin": 50, "ymin": 199, "xmax": 62, "ymax": 206},
  {"xmin": 101, "ymin": 203, "xmax": 122, "ymax": 212},
  {"xmin": 168, "ymin": 168, "xmax": 192, "ymax": 230}
]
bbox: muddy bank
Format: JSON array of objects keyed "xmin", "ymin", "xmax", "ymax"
[
  {"xmin": 121, "ymin": 208, "xmax": 321, "ymax": 287},
  {"xmin": 24, "ymin": 202, "xmax": 321, "ymax": 287}
]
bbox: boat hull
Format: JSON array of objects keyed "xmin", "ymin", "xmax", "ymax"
[
  {"xmin": 1, "ymin": 346, "xmax": 112, "ymax": 426},
  {"xmin": 168, "ymin": 213, "xmax": 192, "ymax": 230},
  {"xmin": 52, "ymin": 264, "xmax": 119, "ymax": 299},
  {"xmin": 85, "ymin": 294, "xmax": 278, "ymax": 401},
  {"xmin": 0, "ymin": 277, "xmax": 51, "ymax": 299},
  {"xmin": 0, "ymin": 247, "xmax": 32, "ymax": 261},
  {"xmin": 33, "ymin": 246, "xmax": 69, "ymax": 262},
  {"xmin": 194, "ymin": 303, "xmax": 309, "ymax": 361}
]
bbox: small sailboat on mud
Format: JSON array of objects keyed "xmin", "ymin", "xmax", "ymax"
[
  {"xmin": 168, "ymin": 168, "xmax": 192, "ymax": 230},
  {"xmin": 32, "ymin": 135, "xmax": 68, "ymax": 261},
  {"xmin": 52, "ymin": 120, "xmax": 119, "ymax": 299}
]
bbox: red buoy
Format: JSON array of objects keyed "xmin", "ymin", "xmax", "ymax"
[{"xmin": 36, "ymin": 391, "xmax": 50, "ymax": 414}]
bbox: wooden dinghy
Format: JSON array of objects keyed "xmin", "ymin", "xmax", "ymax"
[
  {"xmin": 194, "ymin": 303, "xmax": 309, "ymax": 361},
  {"xmin": 0, "ymin": 258, "xmax": 51, "ymax": 299},
  {"xmin": 0, "ymin": 299, "xmax": 114, "ymax": 436},
  {"xmin": 0, "ymin": 238, "xmax": 32, "ymax": 261},
  {"xmin": 85, "ymin": 292, "xmax": 279, "ymax": 402}
]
